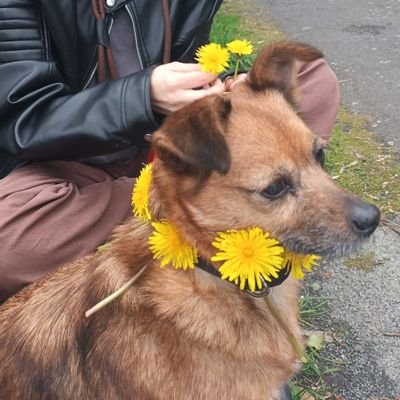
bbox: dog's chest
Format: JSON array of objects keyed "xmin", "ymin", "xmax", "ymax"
[
  {"xmin": 118, "ymin": 297, "xmax": 300, "ymax": 399},
  {"xmin": 125, "ymin": 331, "xmax": 298, "ymax": 400}
]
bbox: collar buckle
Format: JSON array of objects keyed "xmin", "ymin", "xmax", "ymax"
[{"xmin": 245, "ymin": 275, "xmax": 271, "ymax": 298}]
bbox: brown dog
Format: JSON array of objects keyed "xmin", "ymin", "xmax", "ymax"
[{"xmin": 0, "ymin": 42, "xmax": 380, "ymax": 400}]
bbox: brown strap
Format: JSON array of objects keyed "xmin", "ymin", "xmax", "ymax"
[
  {"xmin": 91, "ymin": 0, "xmax": 118, "ymax": 82},
  {"xmin": 91, "ymin": 0, "xmax": 172, "ymax": 82},
  {"xmin": 161, "ymin": 0, "xmax": 172, "ymax": 64}
]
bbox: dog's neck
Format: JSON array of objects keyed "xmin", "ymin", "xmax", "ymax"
[
  {"xmin": 109, "ymin": 169, "xmax": 302, "ymax": 364},
  {"xmin": 149, "ymin": 166, "xmax": 219, "ymax": 262}
]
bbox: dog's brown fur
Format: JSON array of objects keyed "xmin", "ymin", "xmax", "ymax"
[{"xmin": 0, "ymin": 42, "xmax": 379, "ymax": 400}]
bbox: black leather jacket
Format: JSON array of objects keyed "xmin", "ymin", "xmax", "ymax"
[{"xmin": 0, "ymin": 0, "xmax": 222, "ymax": 177}]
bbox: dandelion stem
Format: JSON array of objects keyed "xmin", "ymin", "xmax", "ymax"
[
  {"xmin": 85, "ymin": 264, "xmax": 149, "ymax": 318},
  {"xmin": 264, "ymin": 296, "xmax": 305, "ymax": 361},
  {"xmin": 233, "ymin": 58, "xmax": 240, "ymax": 80}
]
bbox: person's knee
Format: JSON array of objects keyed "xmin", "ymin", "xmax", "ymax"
[
  {"xmin": 0, "ymin": 170, "xmax": 78, "ymax": 301},
  {"xmin": 297, "ymin": 58, "xmax": 340, "ymax": 140},
  {"xmin": 0, "ymin": 162, "xmax": 134, "ymax": 302}
]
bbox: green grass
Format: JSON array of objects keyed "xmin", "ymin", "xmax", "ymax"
[
  {"xmin": 291, "ymin": 296, "xmax": 343, "ymax": 399},
  {"xmin": 343, "ymin": 251, "xmax": 378, "ymax": 272},
  {"xmin": 211, "ymin": 14, "xmax": 249, "ymax": 46},
  {"xmin": 299, "ymin": 296, "xmax": 330, "ymax": 327},
  {"xmin": 290, "ymin": 348, "xmax": 343, "ymax": 400},
  {"xmin": 210, "ymin": 14, "xmax": 255, "ymax": 70},
  {"xmin": 325, "ymin": 108, "xmax": 400, "ymax": 215},
  {"xmin": 210, "ymin": 0, "xmax": 284, "ymax": 70},
  {"xmin": 211, "ymin": 0, "xmax": 285, "ymax": 49}
]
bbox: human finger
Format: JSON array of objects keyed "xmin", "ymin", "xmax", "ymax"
[
  {"xmin": 203, "ymin": 78, "xmax": 225, "ymax": 95},
  {"xmin": 225, "ymin": 73, "xmax": 248, "ymax": 91},
  {"xmin": 229, "ymin": 73, "xmax": 248, "ymax": 90},
  {"xmin": 167, "ymin": 62, "xmax": 202, "ymax": 72},
  {"xmin": 182, "ymin": 79, "xmax": 225, "ymax": 104},
  {"xmin": 174, "ymin": 70, "xmax": 217, "ymax": 89}
]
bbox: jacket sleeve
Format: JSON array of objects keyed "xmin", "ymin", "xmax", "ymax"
[
  {"xmin": 0, "ymin": 2, "xmax": 158, "ymax": 161},
  {"xmin": 171, "ymin": 0, "xmax": 223, "ymax": 62}
]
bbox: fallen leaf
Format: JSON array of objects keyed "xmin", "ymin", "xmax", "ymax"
[
  {"xmin": 352, "ymin": 150, "xmax": 366, "ymax": 161},
  {"xmin": 311, "ymin": 282, "xmax": 321, "ymax": 291},
  {"xmin": 305, "ymin": 331, "xmax": 324, "ymax": 350},
  {"xmin": 300, "ymin": 392, "xmax": 316, "ymax": 400},
  {"xmin": 347, "ymin": 160, "xmax": 358, "ymax": 168}
]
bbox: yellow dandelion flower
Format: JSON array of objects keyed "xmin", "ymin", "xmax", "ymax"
[
  {"xmin": 211, "ymin": 227, "xmax": 284, "ymax": 292},
  {"xmin": 226, "ymin": 39, "xmax": 253, "ymax": 56},
  {"xmin": 284, "ymin": 251, "xmax": 320, "ymax": 279},
  {"xmin": 132, "ymin": 163, "xmax": 153, "ymax": 221},
  {"xmin": 149, "ymin": 221, "xmax": 198, "ymax": 270},
  {"xmin": 195, "ymin": 43, "xmax": 230, "ymax": 75}
]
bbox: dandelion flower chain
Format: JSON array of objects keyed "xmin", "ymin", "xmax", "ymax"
[
  {"xmin": 226, "ymin": 39, "xmax": 253, "ymax": 56},
  {"xmin": 195, "ymin": 43, "xmax": 230, "ymax": 75},
  {"xmin": 132, "ymin": 163, "xmax": 153, "ymax": 221},
  {"xmin": 211, "ymin": 228, "xmax": 285, "ymax": 292},
  {"xmin": 283, "ymin": 252, "xmax": 320, "ymax": 280},
  {"xmin": 131, "ymin": 164, "xmax": 320, "ymax": 284},
  {"xmin": 149, "ymin": 221, "xmax": 198, "ymax": 270},
  {"xmin": 226, "ymin": 39, "xmax": 253, "ymax": 80}
]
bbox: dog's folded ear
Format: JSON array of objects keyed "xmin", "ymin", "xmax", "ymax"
[
  {"xmin": 248, "ymin": 41, "xmax": 323, "ymax": 108},
  {"xmin": 152, "ymin": 95, "xmax": 231, "ymax": 176}
]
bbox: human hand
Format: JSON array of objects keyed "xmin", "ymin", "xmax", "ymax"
[
  {"xmin": 224, "ymin": 73, "xmax": 248, "ymax": 91},
  {"xmin": 150, "ymin": 62, "xmax": 225, "ymax": 115}
]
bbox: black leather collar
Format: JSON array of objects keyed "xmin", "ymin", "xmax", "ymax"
[{"xmin": 196, "ymin": 258, "xmax": 291, "ymax": 297}]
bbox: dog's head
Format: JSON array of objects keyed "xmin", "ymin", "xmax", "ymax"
[{"xmin": 152, "ymin": 42, "xmax": 380, "ymax": 258}]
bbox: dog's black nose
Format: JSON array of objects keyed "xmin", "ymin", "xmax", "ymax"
[{"xmin": 350, "ymin": 199, "xmax": 380, "ymax": 236}]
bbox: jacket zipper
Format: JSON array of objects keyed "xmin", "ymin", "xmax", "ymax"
[
  {"xmin": 125, "ymin": 4, "xmax": 144, "ymax": 70},
  {"xmin": 83, "ymin": 60, "xmax": 98, "ymax": 89},
  {"xmin": 83, "ymin": 17, "xmax": 115, "ymax": 89}
]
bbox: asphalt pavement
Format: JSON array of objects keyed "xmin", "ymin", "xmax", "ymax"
[
  {"xmin": 249, "ymin": 1, "xmax": 400, "ymax": 398},
  {"xmin": 254, "ymin": 0, "xmax": 400, "ymax": 148}
]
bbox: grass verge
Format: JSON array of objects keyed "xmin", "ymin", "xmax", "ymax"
[
  {"xmin": 211, "ymin": 0, "xmax": 285, "ymax": 49},
  {"xmin": 326, "ymin": 109, "xmax": 400, "ymax": 216},
  {"xmin": 292, "ymin": 296, "xmax": 343, "ymax": 400}
]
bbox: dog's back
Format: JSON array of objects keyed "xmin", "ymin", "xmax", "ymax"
[{"xmin": 0, "ymin": 220, "xmax": 300, "ymax": 400}]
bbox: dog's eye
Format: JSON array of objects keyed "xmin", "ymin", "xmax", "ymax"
[
  {"xmin": 315, "ymin": 148, "xmax": 325, "ymax": 166},
  {"xmin": 261, "ymin": 179, "xmax": 290, "ymax": 199}
]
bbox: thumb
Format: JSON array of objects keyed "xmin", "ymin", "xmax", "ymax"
[{"xmin": 203, "ymin": 78, "xmax": 225, "ymax": 95}]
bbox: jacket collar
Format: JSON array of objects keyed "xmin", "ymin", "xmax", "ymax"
[{"xmin": 105, "ymin": 0, "xmax": 131, "ymax": 14}]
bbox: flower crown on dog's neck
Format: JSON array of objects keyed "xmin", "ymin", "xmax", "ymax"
[{"xmin": 132, "ymin": 163, "xmax": 320, "ymax": 296}]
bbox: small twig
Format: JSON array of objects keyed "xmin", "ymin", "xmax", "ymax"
[
  {"xmin": 85, "ymin": 265, "xmax": 149, "ymax": 318},
  {"xmin": 332, "ymin": 331, "xmax": 344, "ymax": 347},
  {"xmin": 379, "ymin": 329, "xmax": 400, "ymax": 337},
  {"xmin": 380, "ymin": 218, "xmax": 400, "ymax": 235}
]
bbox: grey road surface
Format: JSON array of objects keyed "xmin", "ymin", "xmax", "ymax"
[{"xmin": 254, "ymin": 0, "xmax": 400, "ymax": 148}]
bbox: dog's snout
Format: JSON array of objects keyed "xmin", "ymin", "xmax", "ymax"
[{"xmin": 349, "ymin": 198, "xmax": 380, "ymax": 236}]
